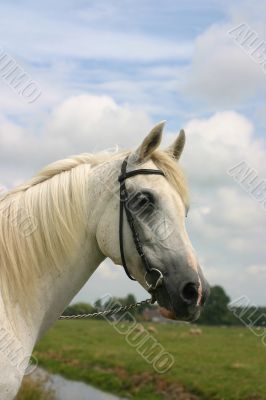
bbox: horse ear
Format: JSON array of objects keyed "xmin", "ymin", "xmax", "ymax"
[
  {"xmin": 165, "ymin": 129, "xmax": 186, "ymax": 161},
  {"xmin": 131, "ymin": 121, "xmax": 165, "ymax": 164}
]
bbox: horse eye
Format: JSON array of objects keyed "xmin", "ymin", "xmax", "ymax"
[
  {"xmin": 127, "ymin": 191, "xmax": 155, "ymax": 213},
  {"xmin": 138, "ymin": 191, "xmax": 155, "ymax": 208}
]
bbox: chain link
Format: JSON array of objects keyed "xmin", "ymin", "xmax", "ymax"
[{"xmin": 59, "ymin": 298, "xmax": 152, "ymax": 320}]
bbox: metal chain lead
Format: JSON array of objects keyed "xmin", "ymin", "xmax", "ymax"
[{"xmin": 59, "ymin": 298, "xmax": 152, "ymax": 320}]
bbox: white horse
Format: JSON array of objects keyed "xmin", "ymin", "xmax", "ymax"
[{"xmin": 0, "ymin": 121, "xmax": 209, "ymax": 398}]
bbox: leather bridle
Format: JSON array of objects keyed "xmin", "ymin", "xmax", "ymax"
[{"xmin": 118, "ymin": 156, "xmax": 166, "ymax": 294}]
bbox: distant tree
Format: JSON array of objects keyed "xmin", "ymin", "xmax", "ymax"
[
  {"xmin": 93, "ymin": 293, "xmax": 141, "ymax": 319},
  {"xmin": 125, "ymin": 293, "xmax": 137, "ymax": 306},
  {"xmin": 198, "ymin": 285, "xmax": 232, "ymax": 325},
  {"xmin": 62, "ymin": 302, "xmax": 95, "ymax": 316},
  {"xmin": 229, "ymin": 305, "xmax": 266, "ymax": 327},
  {"xmin": 94, "ymin": 299, "xmax": 103, "ymax": 310}
]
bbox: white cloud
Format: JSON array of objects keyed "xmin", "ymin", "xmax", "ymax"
[
  {"xmin": 179, "ymin": 111, "xmax": 266, "ymax": 188},
  {"xmin": 46, "ymin": 94, "xmax": 151, "ymax": 150},
  {"xmin": 247, "ymin": 265, "xmax": 266, "ymax": 276},
  {"xmin": 181, "ymin": 7, "xmax": 266, "ymax": 107},
  {"xmin": 0, "ymin": 94, "xmax": 152, "ymax": 187},
  {"xmin": 97, "ymin": 260, "xmax": 123, "ymax": 280}
]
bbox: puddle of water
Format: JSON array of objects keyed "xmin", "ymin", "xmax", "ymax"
[{"xmin": 32, "ymin": 368, "xmax": 127, "ymax": 400}]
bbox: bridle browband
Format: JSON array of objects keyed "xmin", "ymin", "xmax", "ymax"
[{"xmin": 118, "ymin": 156, "xmax": 166, "ymax": 294}]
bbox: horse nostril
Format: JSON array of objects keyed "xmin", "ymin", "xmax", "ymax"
[{"xmin": 181, "ymin": 282, "xmax": 199, "ymax": 305}]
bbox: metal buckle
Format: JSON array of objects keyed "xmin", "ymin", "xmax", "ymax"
[{"xmin": 144, "ymin": 268, "xmax": 164, "ymax": 292}]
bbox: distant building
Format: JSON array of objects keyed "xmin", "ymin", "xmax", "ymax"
[{"xmin": 142, "ymin": 307, "xmax": 165, "ymax": 322}]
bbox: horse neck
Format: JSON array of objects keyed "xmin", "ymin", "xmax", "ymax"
[
  {"xmin": 0, "ymin": 236, "xmax": 105, "ymax": 399},
  {"xmin": 5, "ymin": 162, "xmax": 114, "ymax": 349},
  {"xmin": 32, "ymin": 164, "xmax": 112, "ymax": 338},
  {"xmin": 0, "ymin": 159, "xmax": 121, "ymax": 398}
]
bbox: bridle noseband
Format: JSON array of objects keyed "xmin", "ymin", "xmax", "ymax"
[{"xmin": 118, "ymin": 156, "xmax": 166, "ymax": 294}]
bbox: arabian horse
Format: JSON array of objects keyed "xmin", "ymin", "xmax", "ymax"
[{"xmin": 0, "ymin": 121, "xmax": 210, "ymax": 398}]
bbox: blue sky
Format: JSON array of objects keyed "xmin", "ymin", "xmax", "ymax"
[{"xmin": 0, "ymin": 0, "xmax": 266, "ymax": 305}]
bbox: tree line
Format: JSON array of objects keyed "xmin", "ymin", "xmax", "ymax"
[{"xmin": 62, "ymin": 286, "xmax": 265, "ymax": 327}]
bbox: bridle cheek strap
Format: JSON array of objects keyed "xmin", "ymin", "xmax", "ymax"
[{"xmin": 118, "ymin": 156, "xmax": 165, "ymax": 290}]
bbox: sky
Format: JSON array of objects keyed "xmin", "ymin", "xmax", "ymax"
[{"xmin": 0, "ymin": 0, "xmax": 265, "ymax": 306}]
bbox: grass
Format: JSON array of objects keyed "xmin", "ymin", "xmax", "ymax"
[
  {"xmin": 16, "ymin": 376, "xmax": 55, "ymax": 400},
  {"xmin": 33, "ymin": 320, "xmax": 266, "ymax": 400}
]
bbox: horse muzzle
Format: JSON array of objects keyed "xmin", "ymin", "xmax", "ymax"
[{"xmin": 151, "ymin": 267, "xmax": 210, "ymax": 322}]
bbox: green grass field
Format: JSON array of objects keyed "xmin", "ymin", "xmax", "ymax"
[{"xmin": 34, "ymin": 320, "xmax": 266, "ymax": 400}]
